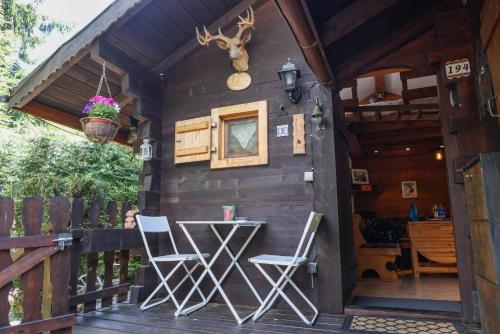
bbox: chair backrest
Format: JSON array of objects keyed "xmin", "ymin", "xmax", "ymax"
[
  {"xmin": 135, "ymin": 215, "xmax": 178, "ymax": 259},
  {"xmin": 294, "ymin": 212, "xmax": 323, "ymax": 260}
]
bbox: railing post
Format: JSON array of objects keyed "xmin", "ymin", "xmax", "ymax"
[
  {"xmin": 21, "ymin": 197, "xmax": 44, "ymax": 332},
  {"xmin": 49, "ymin": 196, "xmax": 72, "ymax": 334},
  {"xmin": 102, "ymin": 201, "xmax": 117, "ymax": 307},
  {"xmin": 69, "ymin": 198, "xmax": 84, "ymax": 312},
  {"xmin": 117, "ymin": 202, "xmax": 131, "ymax": 303},
  {"xmin": 0, "ymin": 197, "xmax": 14, "ymax": 326},
  {"xmin": 84, "ymin": 199, "xmax": 100, "ymax": 312}
]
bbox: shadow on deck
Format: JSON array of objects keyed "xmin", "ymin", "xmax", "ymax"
[{"xmin": 74, "ymin": 302, "xmax": 345, "ymax": 334}]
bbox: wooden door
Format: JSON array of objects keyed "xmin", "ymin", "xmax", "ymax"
[
  {"xmin": 481, "ymin": 0, "xmax": 500, "ymax": 112},
  {"xmin": 464, "ymin": 162, "xmax": 500, "ymax": 334}
]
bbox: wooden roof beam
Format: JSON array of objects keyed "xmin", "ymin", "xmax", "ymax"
[
  {"xmin": 90, "ymin": 38, "xmax": 161, "ymax": 112},
  {"xmin": 348, "ymin": 134, "xmax": 364, "ymax": 159},
  {"xmin": 21, "ymin": 102, "xmax": 129, "ymax": 145},
  {"xmin": 362, "ymin": 136, "xmax": 443, "ymax": 150},
  {"xmin": 8, "ymin": 0, "xmax": 145, "ymax": 108},
  {"xmin": 345, "ymin": 103, "xmax": 439, "ymax": 113},
  {"xmin": 152, "ymin": 0, "xmax": 263, "ymax": 74},
  {"xmin": 321, "ymin": 0, "xmax": 397, "ymax": 47},
  {"xmin": 349, "ymin": 120, "xmax": 441, "ymax": 133},
  {"xmin": 334, "ymin": 1, "xmax": 455, "ymax": 85},
  {"xmin": 358, "ymin": 127, "xmax": 443, "ymax": 145}
]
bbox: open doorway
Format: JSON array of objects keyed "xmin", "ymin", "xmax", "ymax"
[{"xmin": 343, "ymin": 69, "xmax": 462, "ymax": 316}]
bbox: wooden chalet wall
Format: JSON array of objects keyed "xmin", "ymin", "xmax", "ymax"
[
  {"xmin": 160, "ymin": 1, "xmax": 348, "ymax": 313},
  {"xmin": 353, "ymin": 154, "xmax": 450, "ymax": 218},
  {"xmin": 433, "ymin": 7, "xmax": 500, "ymax": 324}
]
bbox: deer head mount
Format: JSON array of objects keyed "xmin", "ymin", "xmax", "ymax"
[{"xmin": 196, "ymin": 7, "xmax": 255, "ymax": 73}]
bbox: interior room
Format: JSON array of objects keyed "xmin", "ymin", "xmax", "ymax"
[{"xmin": 344, "ymin": 69, "xmax": 461, "ymax": 315}]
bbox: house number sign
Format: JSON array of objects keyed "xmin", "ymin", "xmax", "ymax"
[{"xmin": 444, "ymin": 58, "xmax": 471, "ymax": 80}]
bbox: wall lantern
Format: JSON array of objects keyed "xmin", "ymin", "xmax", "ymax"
[
  {"xmin": 278, "ymin": 58, "xmax": 301, "ymax": 104},
  {"xmin": 140, "ymin": 138, "xmax": 153, "ymax": 161},
  {"xmin": 434, "ymin": 148, "xmax": 444, "ymax": 161},
  {"xmin": 311, "ymin": 97, "xmax": 326, "ymax": 131}
]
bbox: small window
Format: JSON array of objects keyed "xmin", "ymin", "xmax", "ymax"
[{"xmin": 211, "ymin": 100, "xmax": 267, "ymax": 169}]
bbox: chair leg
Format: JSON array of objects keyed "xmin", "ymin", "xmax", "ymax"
[
  {"xmin": 273, "ymin": 265, "xmax": 318, "ymax": 325},
  {"xmin": 141, "ymin": 261, "xmax": 183, "ymax": 311},
  {"xmin": 260, "ymin": 266, "xmax": 300, "ymax": 315},
  {"xmin": 252, "ymin": 264, "xmax": 293, "ymax": 321},
  {"xmin": 141, "ymin": 261, "xmax": 208, "ymax": 314},
  {"xmin": 252, "ymin": 263, "xmax": 318, "ymax": 326},
  {"xmin": 182, "ymin": 262, "xmax": 207, "ymax": 304}
]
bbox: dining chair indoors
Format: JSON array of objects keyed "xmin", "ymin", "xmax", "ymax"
[
  {"xmin": 135, "ymin": 215, "xmax": 209, "ymax": 314},
  {"xmin": 248, "ymin": 211, "xmax": 323, "ymax": 325}
]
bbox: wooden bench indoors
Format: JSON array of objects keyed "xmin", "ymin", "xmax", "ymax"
[
  {"xmin": 408, "ymin": 221, "xmax": 458, "ymax": 278},
  {"xmin": 353, "ymin": 214, "xmax": 401, "ymax": 281}
]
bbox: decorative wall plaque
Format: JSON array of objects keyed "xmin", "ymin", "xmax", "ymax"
[{"xmin": 227, "ymin": 72, "xmax": 252, "ymax": 91}]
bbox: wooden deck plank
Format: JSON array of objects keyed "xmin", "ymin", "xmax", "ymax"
[
  {"xmin": 113, "ymin": 302, "xmax": 344, "ymax": 326},
  {"xmin": 114, "ymin": 301, "xmax": 344, "ymax": 325},
  {"xmin": 74, "ymin": 302, "xmax": 344, "ymax": 334},
  {"xmin": 95, "ymin": 306, "xmax": 341, "ymax": 332}
]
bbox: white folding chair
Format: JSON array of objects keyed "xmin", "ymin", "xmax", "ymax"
[
  {"xmin": 248, "ymin": 211, "xmax": 323, "ymax": 325},
  {"xmin": 135, "ymin": 215, "xmax": 209, "ymax": 313}
]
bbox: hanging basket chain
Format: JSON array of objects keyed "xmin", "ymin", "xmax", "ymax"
[
  {"xmin": 96, "ymin": 62, "xmax": 112, "ymax": 97},
  {"xmin": 80, "ymin": 62, "xmax": 120, "ymax": 144}
]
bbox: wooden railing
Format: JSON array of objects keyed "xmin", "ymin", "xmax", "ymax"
[
  {"xmin": 68, "ymin": 199, "xmax": 144, "ymax": 312},
  {"xmin": 0, "ymin": 196, "xmax": 146, "ymax": 333},
  {"xmin": 0, "ymin": 197, "xmax": 74, "ymax": 334}
]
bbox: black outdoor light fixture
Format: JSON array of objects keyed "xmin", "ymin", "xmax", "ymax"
[{"xmin": 278, "ymin": 58, "xmax": 301, "ymax": 104}]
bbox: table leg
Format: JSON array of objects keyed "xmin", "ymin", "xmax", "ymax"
[
  {"xmin": 209, "ymin": 224, "xmax": 263, "ymax": 304},
  {"xmin": 177, "ymin": 223, "xmax": 262, "ymax": 324},
  {"xmin": 176, "ymin": 223, "xmax": 238, "ymax": 317}
]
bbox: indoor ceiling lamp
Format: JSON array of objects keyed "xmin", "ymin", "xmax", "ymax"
[
  {"xmin": 278, "ymin": 58, "xmax": 302, "ymax": 104},
  {"xmin": 435, "ymin": 148, "xmax": 444, "ymax": 161}
]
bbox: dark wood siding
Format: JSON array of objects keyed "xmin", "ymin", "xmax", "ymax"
[{"xmin": 160, "ymin": 1, "xmax": 322, "ymax": 309}]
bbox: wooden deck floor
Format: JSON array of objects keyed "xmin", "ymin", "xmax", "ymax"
[{"xmin": 74, "ymin": 302, "xmax": 345, "ymax": 334}]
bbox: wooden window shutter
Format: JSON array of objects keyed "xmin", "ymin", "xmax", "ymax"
[{"xmin": 174, "ymin": 116, "xmax": 211, "ymax": 164}]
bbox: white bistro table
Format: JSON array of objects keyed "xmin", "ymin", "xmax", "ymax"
[{"xmin": 176, "ymin": 220, "xmax": 265, "ymax": 324}]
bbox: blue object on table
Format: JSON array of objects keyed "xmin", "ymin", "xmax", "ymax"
[
  {"xmin": 409, "ymin": 204, "xmax": 418, "ymax": 221},
  {"xmin": 438, "ymin": 206, "xmax": 446, "ymax": 219}
]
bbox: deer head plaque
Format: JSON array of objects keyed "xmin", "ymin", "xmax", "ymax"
[{"xmin": 196, "ymin": 7, "xmax": 255, "ymax": 90}]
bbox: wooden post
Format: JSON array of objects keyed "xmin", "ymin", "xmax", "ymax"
[
  {"xmin": 49, "ymin": 196, "xmax": 71, "ymax": 334},
  {"xmin": 117, "ymin": 202, "xmax": 131, "ymax": 302},
  {"xmin": 0, "ymin": 197, "xmax": 14, "ymax": 326},
  {"xmin": 21, "ymin": 197, "xmax": 44, "ymax": 331},
  {"xmin": 84, "ymin": 199, "xmax": 100, "ymax": 312},
  {"xmin": 101, "ymin": 201, "xmax": 117, "ymax": 307},
  {"xmin": 312, "ymin": 86, "xmax": 355, "ymax": 313},
  {"xmin": 69, "ymin": 198, "xmax": 84, "ymax": 312}
]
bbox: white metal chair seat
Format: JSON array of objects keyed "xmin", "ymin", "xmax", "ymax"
[
  {"xmin": 153, "ymin": 253, "xmax": 209, "ymax": 262},
  {"xmin": 135, "ymin": 215, "xmax": 208, "ymax": 314},
  {"xmin": 249, "ymin": 254, "xmax": 307, "ymax": 266},
  {"xmin": 248, "ymin": 212, "xmax": 323, "ymax": 326}
]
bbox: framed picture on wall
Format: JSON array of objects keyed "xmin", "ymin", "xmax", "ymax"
[
  {"xmin": 401, "ymin": 181, "xmax": 418, "ymax": 198},
  {"xmin": 351, "ymin": 169, "xmax": 370, "ymax": 184}
]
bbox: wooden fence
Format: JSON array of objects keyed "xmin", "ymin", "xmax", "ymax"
[{"xmin": 0, "ymin": 196, "xmax": 145, "ymax": 333}]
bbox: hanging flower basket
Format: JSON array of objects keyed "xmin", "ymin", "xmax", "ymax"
[
  {"xmin": 80, "ymin": 117, "xmax": 120, "ymax": 144},
  {"xmin": 81, "ymin": 63, "xmax": 121, "ymax": 144}
]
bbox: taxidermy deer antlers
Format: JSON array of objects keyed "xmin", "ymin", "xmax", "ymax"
[{"xmin": 196, "ymin": 7, "xmax": 255, "ymax": 72}]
